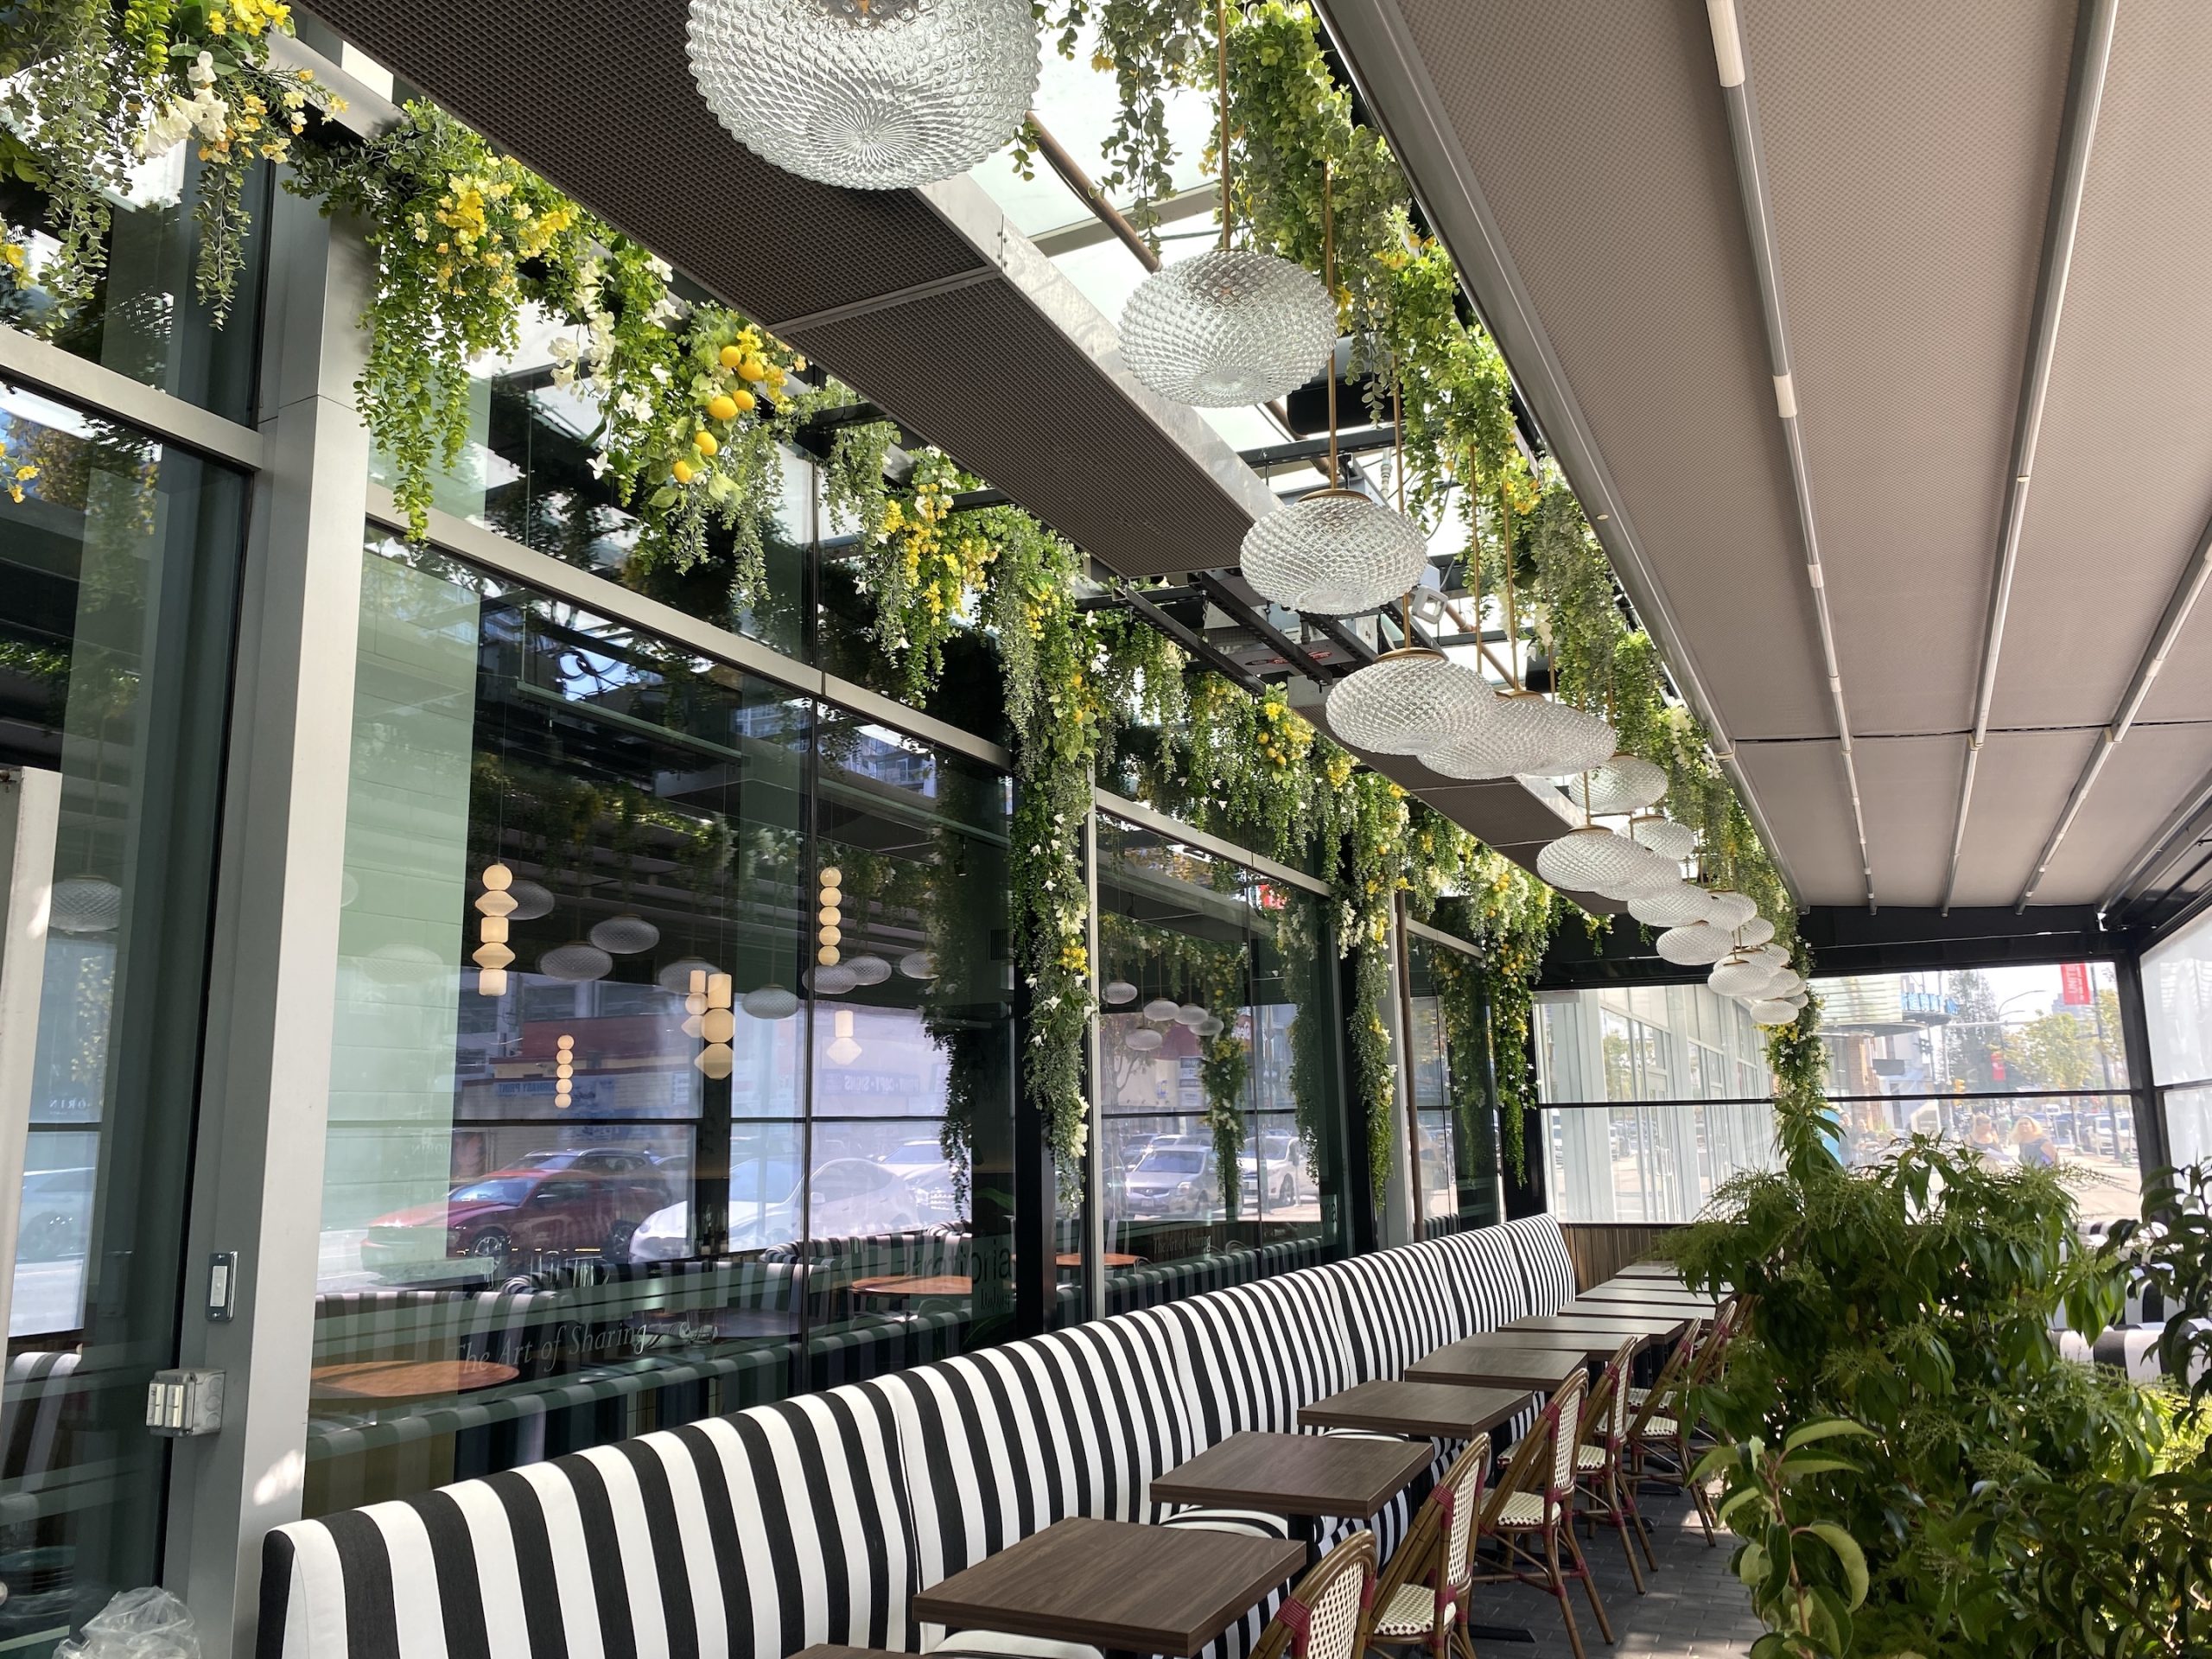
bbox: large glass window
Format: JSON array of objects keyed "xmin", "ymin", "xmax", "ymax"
[
  {"xmin": 1402, "ymin": 929, "xmax": 1502, "ymax": 1231},
  {"xmin": 1093, "ymin": 815, "xmax": 1345, "ymax": 1300},
  {"xmin": 1812, "ymin": 964, "xmax": 2139, "ymax": 1222},
  {"xmin": 1535, "ymin": 983, "xmax": 1779, "ymax": 1222},
  {"xmin": 0, "ymin": 384, "xmax": 245, "ymax": 1649},
  {"xmin": 308, "ymin": 532, "xmax": 1014, "ymax": 1515},
  {"xmin": 2140, "ymin": 910, "xmax": 2212, "ymax": 1166}
]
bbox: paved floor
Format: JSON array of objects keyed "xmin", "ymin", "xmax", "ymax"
[{"xmin": 1463, "ymin": 1490, "xmax": 1766, "ymax": 1659}]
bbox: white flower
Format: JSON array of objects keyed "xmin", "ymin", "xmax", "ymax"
[
  {"xmin": 648, "ymin": 363, "xmax": 670, "ymax": 385},
  {"xmin": 548, "ymin": 335, "xmax": 579, "ymax": 365},
  {"xmin": 138, "ymin": 101, "xmax": 193, "ymax": 157},
  {"xmin": 646, "ymin": 296, "xmax": 682, "ymax": 327},
  {"xmin": 647, "ymin": 255, "xmax": 673, "ymax": 281},
  {"xmin": 588, "ymin": 451, "xmax": 612, "ymax": 479},
  {"xmin": 614, "ymin": 391, "xmax": 652, "ymax": 423},
  {"xmin": 550, "ymin": 365, "xmax": 575, "ymax": 389},
  {"xmin": 188, "ymin": 50, "xmax": 217, "ymax": 86}
]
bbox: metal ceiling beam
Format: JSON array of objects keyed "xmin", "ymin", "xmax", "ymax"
[
  {"xmin": 1703, "ymin": 0, "xmax": 1874, "ymax": 910},
  {"xmin": 1192, "ymin": 570, "xmax": 1339, "ymax": 684},
  {"xmin": 1315, "ymin": 0, "xmax": 1802, "ymax": 910},
  {"xmin": 1942, "ymin": 0, "xmax": 2119, "ymax": 913},
  {"xmin": 2100, "ymin": 754, "xmax": 2212, "ymax": 920}
]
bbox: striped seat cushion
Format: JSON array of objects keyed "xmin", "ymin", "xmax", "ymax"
[
  {"xmin": 1322, "ymin": 1248, "xmax": 1465, "ymax": 1382},
  {"xmin": 260, "ymin": 1382, "xmax": 915, "ymax": 1659},
  {"xmin": 1496, "ymin": 1216, "xmax": 1578, "ymax": 1313}
]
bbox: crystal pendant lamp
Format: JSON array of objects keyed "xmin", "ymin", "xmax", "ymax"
[
  {"xmin": 1628, "ymin": 884, "xmax": 1711, "ymax": 928},
  {"xmin": 1536, "ymin": 827, "xmax": 1653, "ymax": 894},
  {"xmin": 1704, "ymin": 889, "xmax": 1758, "ymax": 931},
  {"xmin": 1564, "ymin": 754, "xmax": 1669, "ymax": 816},
  {"xmin": 1242, "ymin": 491, "xmax": 1429, "ymax": 618},
  {"xmin": 687, "ymin": 0, "xmax": 1039, "ymax": 189},
  {"xmin": 1628, "ymin": 815, "xmax": 1698, "ymax": 862},
  {"xmin": 1656, "ymin": 922, "xmax": 1732, "ymax": 965},
  {"xmin": 1325, "ymin": 648, "xmax": 1494, "ymax": 756},
  {"xmin": 1748, "ymin": 999, "xmax": 1797, "ymax": 1027},
  {"xmin": 1709, "ymin": 952, "xmax": 1772, "ymax": 998},
  {"xmin": 1519, "ymin": 701, "xmax": 1623, "ymax": 778},
  {"xmin": 1735, "ymin": 915, "xmax": 1777, "ymax": 948},
  {"xmin": 1120, "ymin": 0, "xmax": 1331, "ymax": 406}
]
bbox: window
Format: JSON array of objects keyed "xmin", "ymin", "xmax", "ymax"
[
  {"xmin": 0, "ymin": 382, "xmax": 245, "ymax": 1637},
  {"xmin": 1402, "ymin": 927, "xmax": 1502, "ymax": 1231}
]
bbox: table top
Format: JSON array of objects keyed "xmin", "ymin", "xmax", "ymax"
[
  {"xmin": 1059, "ymin": 1252, "xmax": 1143, "ymax": 1268},
  {"xmin": 1299, "ymin": 1381, "xmax": 1529, "ymax": 1440},
  {"xmin": 1406, "ymin": 1341, "xmax": 1588, "ymax": 1392},
  {"xmin": 309, "ymin": 1359, "xmax": 519, "ymax": 1401},
  {"xmin": 789, "ymin": 1648, "xmax": 911, "ymax": 1659},
  {"xmin": 1567, "ymin": 1294, "xmax": 1715, "ymax": 1318},
  {"xmin": 1615, "ymin": 1261, "xmax": 1689, "ymax": 1278},
  {"xmin": 1575, "ymin": 1285, "xmax": 1715, "ymax": 1305},
  {"xmin": 849, "ymin": 1274, "xmax": 972, "ymax": 1299},
  {"xmin": 1150, "ymin": 1430, "xmax": 1434, "ymax": 1519},
  {"xmin": 1505, "ymin": 1312, "xmax": 1691, "ymax": 1339},
  {"xmin": 912, "ymin": 1515, "xmax": 1304, "ymax": 1658}
]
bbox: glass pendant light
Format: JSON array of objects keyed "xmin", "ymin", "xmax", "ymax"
[
  {"xmin": 1124, "ymin": 1027, "xmax": 1165, "ymax": 1053},
  {"xmin": 1174, "ymin": 1002, "xmax": 1209, "ymax": 1026},
  {"xmin": 1432, "ymin": 531, "xmax": 1612, "ymax": 778},
  {"xmin": 589, "ymin": 912, "xmax": 660, "ymax": 955},
  {"xmin": 658, "ymin": 956, "xmax": 721, "ymax": 995},
  {"xmin": 1142, "ymin": 996, "xmax": 1179, "ymax": 1022},
  {"xmin": 686, "ymin": 0, "xmax": 1038, "ymax": 189},
  {"xmin": 1239, "ymin": 165, "xmax": 1428, "ymax": 617},
  {"xmin": 50, "ymin": 875, "xmax": 121, "ymax": 934},
  {"xmin": 1735, "ymin": 915, "xmax": 1776, "ymax": 948},
  {"xmin": 1628, "ymin": 816, "xmax": 1697, "ymax": 863},
  {"xmin": 741, "ymin": 983, "xmax": 800, "ymax": 1020},
  {"xmin": 1102, "ymin": 978, "xmax": 1138, "ymax": 1005},
  {"xmin": 845, "ymin": 953, "xmax": 892, "ymax": 987},
  {"xmin": 1564, "ymin": 755, "xmax": 1669, "ymax": 816},
  {"xmin": 1656, "ymin": 921, "xmax": 1732, "ymax": 965},
  {"xmin": 1120, "ymin": 1, "xmax": 1333, "ymax": 406},
  {"xmin": 1536, "ymin": 826, "xmax": 1653, "ymax": 894},
  {"xmin": 1709, "ymin": 952, "xmax": 1771, "ymax": 998},
  {"xmin": 504, "ymin": 879, "xmax": 556, "ymax": 920},
  {"xmin": 810, "ymin": 963, "xmax": 858, "ymax": 995},
  {"xmin": 899, "ymin": 951, "xmax": 940, "ymax": 982},
  {"xmin": 1628, "ymin": 884, "xmax": 1711, "ymax": 928},
  {"xmin": 1704, "ymin": 889, "xmax": 1758, "ymax": 931},
  {"xmin": 1748, "ymin": 998, "xmax": 1796, "ymax": 1027}
]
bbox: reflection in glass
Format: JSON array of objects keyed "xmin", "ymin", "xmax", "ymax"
[
  {"xmin": 309, "ymin": 536, "xmax": 1015, "ymax": 1515},
  {"xmin": 1402, "ymin": 930, "xmax": 1501, "ymax": 1231},
  {"xmin": 0, "ymin": 385, "xmax": 244, "ymax": 1648}
]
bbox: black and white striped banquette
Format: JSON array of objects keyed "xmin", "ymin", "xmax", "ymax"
[{"xmin": 259, "ymin": 1216, "xmax": 1580, "ymax": 1659}]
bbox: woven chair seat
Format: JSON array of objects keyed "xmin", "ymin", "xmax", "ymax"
[
  {"xmin": 1491, "ymin": 1491, "xmax": 1548, "ymax": 1527},
  {"xmin": 1574, "ymin": 1444, "xmax": 1608, "ymax": 1471},
  {"xmin": 1634, "ymin": 1415, "xmax": 1680, "ymax": 1439},
  {"xmin": 1368, "ymin": 1582, "xmax": 1443, "ymax": 1638}
]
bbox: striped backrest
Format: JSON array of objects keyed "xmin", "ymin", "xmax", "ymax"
[
  {"xmin": 1152, "ymin": 1268, "xmax": 1354, "ymax": 1441},
  {"xmin": 1324, "ymin": 1245, "xmax": 1467, "ymax": 1380},
  {"xmin": 1496, "ymin": 1215, "xmax": 1577, "ymax": 1313},
  {"xmin": 1430, "ymin": 1224, "xmax": 1533, "ymax": 1330},
  {"xmin": 260, "ymin": 1381, "xmax": 914, "ymax": 1659},
  {"xmin": 0, "ymin": 1350, "xmax": 79, "ymax": 1491}
]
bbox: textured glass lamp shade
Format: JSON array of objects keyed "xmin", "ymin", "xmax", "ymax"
[
  {"xmin": 1174, "ymin": 1003, "xmax": 1209, "ymax": 1027},
  {"xmin": 1748, "ymin": 999, "xmax": 1797, "ymax": 1027},
  {"xmin": 899, "ymin": 951, "xmax": 939, "ymax": 981},
  {"xmin": 1629, "ymin": 885, "xmax": 1712, "ymax": 928},
  {"xmin": 1709, "ymin": 952, "xmax": 1772, "ymax": 997},
  {"xmin": 1736, "ymin": 915, "xmax": 1776, "ymax": 948},
  {"xmin": 1764, "ymin": 971, "xmax": 1807, "ymax": 1000},
  {"xmin": 1142, "ymin": 997, "xmax": 1179, "ymax": 1022},
  {"xmin": 741, "ymin": 983, "xmax": 800, "ymax": 1020},
  {"xmin": 686, "ymin": 0, "xmax": 1038, "ymax": 189},
  {"xmin": 1123, "ymin": 1026, "xmax": 1164, "ymax": 1053},
  {"xmin": 1656, "ymin": 922, "xmax": 1732, "ymax": 965},
  {"xmin": 50, "ymin": 875, "xmax": 121, "ymax": 934},
  {"xmin": 1784, "ymin": 991, "xmax": 1809, "ymax": 1010},
  {"xmin": 589, "ymin": 912, "xmax": 661, "ymax": 955},
  {"xmin": 1564, "ymin": 755, "xmax": 1669, "ymax": 816},
  {"xmin": 1607, "ymin": 845, "xmax": 1686, "ymax": 898},
  {"xmin": 809, "ymin": 963, "xmax": 859, "ymax": 995},
  {"xmin": 1628, "ymin": 816, "xmax": 1698, "ymax": 862},
  {"xmin": 657, "ymin": 956, "xmax": 720, "ymax": 995},
  {"xmin": 1103, "ymin": 979, "xmax": 1138, "ymax": 1005},
  {"xmin": 1196, "ymin": 1014, "xmax": 1224, "ymax": 1037},
  {"xmin": 539, "ymin": 941, "xmax": 613, "ymax": 982},
  {"xmin": 1431, "ymin": 693, "xmax": 1578, "ymax": 780},
  {"xmin": 1536, "ymin": 827, "xmax": 1651, "ymax": 894},
  {"xmin": 1241, "ymin": 490, "xmax": 1429, "ymax": 616},
  {"xmin": 1120, "ymin": 251, "xmax": 1336, "ymax": 407},
  {"xmin": 1325, "ymin": 649, "xmax": 1493, "ymax": 756},
  {"xmin": 1704, "ymin": 889, "xmax": 1758, "ymax": 931},
  {"xmin": 1755, "ymin": 943, "xmax": 1793, "ymax": 970},
  {"xmin": 504, "ymin": 879, "xmax": 556, "ymax": 920},
  {"xmin": 845, "ymin": 954, "xmax": 892, "ymax": 986}
]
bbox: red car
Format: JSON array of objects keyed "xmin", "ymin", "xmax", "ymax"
[{"xmin": 360, "ymin": 1167, "xmax": 667, "ymax": 1279}]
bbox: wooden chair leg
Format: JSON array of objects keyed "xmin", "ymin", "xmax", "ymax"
[
  {"xmin": 1608, "ymin": 1467, "xmax": 1646, "ymax": 1594},
  {"xmin": 1681, "ymin": 1433, "xmax": 1717, "ymax": 1545},
  {"xmin": 1563, "ymin": 1522, "xmax": 1615, "ymax": 1644},
  {"xmin": 1544, "ymin": 1527, "xmax": 1589, "ymax": 1659}
]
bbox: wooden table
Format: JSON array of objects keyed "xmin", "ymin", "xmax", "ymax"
[
  {"xmin": 1407, "ymin": 1340, "xmax": 1587, "ymax": 1392},
  {"xmin": 1567, "ymin": 1294, "xmax": 1716, "ymax": 1318},
  {"xmin": 912, "ymin": 1515, "xmax": 1303, "ymax": 1659},
  {"xmin": 1615, "ymin": 1261, "xmax": 1690, "ymax": 1279},
  {"xmin": 1505, "ymin": 1312, "xmax": 1691, "ymax": 1341},
  {"xmin": 309, "ymin": 1359, "xmax": 518, "ymax": 1402},
  {"xmin": 1058, "ymin": 1252, "xmax": 1143, "ymax": 1268},
  {"xmin": 1575, "ymin": 1285, "xmax": 1715, "ymax": 1306},
  {"xmin": 1151, "ymin": 1431, "xmax": 1432, "ymax": 1560},
  {"xmin": 849, "ymin": 1274, "xmax": 971, "ymax": 1300},
  {"xmin": 1298, "ymin": 1381, "xmax": 1529, "ymax": 1441}
]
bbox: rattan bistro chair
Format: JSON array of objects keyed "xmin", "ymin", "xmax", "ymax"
[
  {"xmin": 1574, "ymin": 1338, "xmax": 1652, "ymax": 1592},
  {"xmin": 1366, "ymin": 1434, "xmax": 1492, "ymax": 1659},
  {"xmin": 1248, "ymin": 1530, "xmax": 1380, "ymax": 1659},
  {"xmin": 1624, "ymin": 1320, "xmax": 1718, "ymax": 1546},
  {"xmin": 1472, "ymin": 1372, "xmax": 1612, "ymax": 1659}
]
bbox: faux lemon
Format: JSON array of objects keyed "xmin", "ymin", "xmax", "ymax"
[
  {"xmin": 737, "ymin": 355, "xmax": 766, "ymax": 382},
  {"xmin": 694, "ymin": 430, "xmax": 718, "ymax": 457},
  {"xmin": 708, "ymin": 394, "xmax": 740, "ymax": 423},
  {"xmin": 719, "ymin": 345, "xmax": 744, "ymax": 370},
  {"xmin": 671, "ymin": 459, "xmax": 694, "ymax": 484}
]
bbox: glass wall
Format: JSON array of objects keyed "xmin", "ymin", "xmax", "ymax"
[
  {"xmin": 1402, "ymin": 929, "xmax": 1503, "ymax": 1231},
  {"xmin": 1811, "ymin": 963, "xmax": 2139, "ymax": 1222},
  {"xmin": 1093, "ymin": 814, "xmax": 1346, "ymax": 1298},
  {"xmin": 308, "ymin": 532, "xmax": 1014, "ymax": 1514},
  {"xmin": 2140, "ymin": 909, "xmax": 2212, "ymax": 1167},
  {"xmin": 0, "ymin": 384, "xmax": 245, "ymax": 1646},
  {"xmin": 1535, "ymin": 982, "xmax": 1778, "ymax": 1222}
]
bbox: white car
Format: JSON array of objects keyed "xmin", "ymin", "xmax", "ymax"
[
  {"xmin": 628, "ymin": 1157, "xmax": 925, "ymax": 1262},
  {"xmin": 1238, "ymin": 1135, "xmax": 1309, "ymax": 1207},
  {"xmin": 877, "ymin": 1137, "xmax": 959, "ymax": 1221}
]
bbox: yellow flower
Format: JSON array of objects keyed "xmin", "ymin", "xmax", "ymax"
[{"xmin": 0, "ymin": 245, "xmax": 22, "ymax": 271}]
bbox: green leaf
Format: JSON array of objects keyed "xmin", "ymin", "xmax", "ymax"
[
  {"xmin": 1783, "ymin": 1420, "xmax": 1873, "ymax": 1452},
  {"xmin": 1807, "ymin": 1523, "xmax": 1869, "ymax": 1610},
  {"xmin": 1776, "ymin": 1454, "xmax": 1861, "ymax": 1481}
]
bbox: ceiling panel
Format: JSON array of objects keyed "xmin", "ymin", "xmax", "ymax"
[
  {"xmin": 1946, "ymin": 728, "xmax": 2099, "ymax": 906},
  {"xmin": 1851, "ymin": 735, "xmax": 1971, "ymax": 908},
  {"xmin": 1745, "ymin": 0, "xmax": 2075, "ymax": 736},
  {"xmin": 2035, "ymin": 721, "xmax": 2212, "ymax": 901},
  {"xmin": 1995, "ymin": 2, "xmax": 2212, "ymax": 731},
  {"xmin": 1386, "ymin": 0, "xmax": 1834, "ymax": 741},
  {"xmin": 1734, "ymin": 741, "xmax": 1863, "ymax": 906}
]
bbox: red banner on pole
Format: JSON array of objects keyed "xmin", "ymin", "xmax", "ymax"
[{"xmin": 2058, "ymin": 962, "xmax": 2090, "ymax": 1007}]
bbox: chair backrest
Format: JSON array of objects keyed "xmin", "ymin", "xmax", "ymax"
[
  {"xmin": 1627, "ymin": 1319, "xmax": 1702, "ymax": 1438},
  {"xmin": 1438, "ymin": 1433, "xmax": 1491, "ymax": 1593},
  {"xmin": 1547, "ymin": 1371, "xmax": 1586, "ymax": 1502},
  {"xmin": 1250, "ymin": 1531, "xmax": 1376, "ymax": 1659},
  {"xmin": 1586, "ymin": 1337, "xmax": 1639, "ymax": 1449},
  {"xmin": 1688, "ymin": 1294, "xmax": 1745, "ymax": 1386}
]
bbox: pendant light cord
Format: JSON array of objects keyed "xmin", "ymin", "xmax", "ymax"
[
  {"xmin": 1394, "ymin": 369, "xmax": 1412, "ymax": 640},
  {"xmin": 1322, "ymin": 161, "xmax": 1338, "ymax": 484},
  {"xmin": 1500, "ymin": 488, "xmax": 1522, "ymax": 691},
  {"xmin": 1217, "ymin": 0, "xmax": 1231, "ymax": 253}
]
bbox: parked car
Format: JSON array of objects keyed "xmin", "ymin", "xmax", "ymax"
[
  {"xmin": 1125, "ymin": 1146, "xmax": 1219, "ymax": 1217},
  {"xmin": 510, "ymin": 1147, "xmax": 672, "ymax": 1198},
  {"xmin": 360, "ymin": 1166, "xmax": 667, "ymax": 1278},
  {"xmin": 16, "ymin": 1166, "xmax": 93, "ymax": 1262},
  {"xmin": 1237, "ymin": 1134, "xmax": 1308, "ymax": 1208},
  {"xmin": 632, "ymin": 1156, "xmax": 929, "ymax": 1261},
  {"xmin": 875, "ymin": 1137, "xmax": 959, "ymax": 1220}
]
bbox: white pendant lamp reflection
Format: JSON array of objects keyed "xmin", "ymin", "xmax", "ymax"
[
  {"xmin": 1785, "ymin": 991, "xmax": 1809, "ymax": 1010},
  {"xmin": 1325, "ymin": 648, "xmax": 1492, "ymax": 756},
  {"xmin": 1536, "ymin": 827, "xmax": 1653, "ymax": 895},
  {"xmin": 590, "ymin": 912, "xmax": 660, "ymax": 955},
  {"xmin": 1656, "ymin": 922, "xmax": 1732, "ymax": 966},
  {"xmin": 1748, "ymin": 999, "xmax": 1797, "ymax": 1027},
  {"xmin": 1564, "ymin": 755, "xmax": 1669, "ymax": 816},
  {"xmin": 810, "ymin": 963, "xmax": 859, "ymax": 995},
  {"xmin": 1123, "ymin": 1026, "xmax": 1164, "ymax": 1053},
  {"xmin": 1120, "ymin": 1, "xmax": 1332, "ymax": 408},
  {"xmin": 1709, "ymin": 952, "xmax": 1771, "ymax": 998},
  {"xmin": 741, "ymin": 983, "xmax": 800, "ymax": 1020},
  {"xmin": 1103, "ymin": 979, "xmax": 1138, "ymax": 1005},
  {"xmin": 658, "ymin": 956, "xmax": 721, "ymax": 995},
  {"xmin": 1628, "ymin": 816, "xmax": 1698, "ymax": 863},
  {"xmin": 900, "ymin": 951, "xmax": 940, "ymax": 982},
  {"xmin": 1142, "ymin": 996, "xmax": 1179, "ymax": 1022},
  {"xmin": 845, "ymin": 954, "xmax": 892, "ymax": 987},
  {"xmin": 1196, "ymin": 1014, "xmax": 1224, "ymax": 1037},
  {"xmin": 1174, "ymin": 1003, "xmax": 1209, "ymax": 1027},
  {"xmin": 504, "ymin": 879, "xmax": 556, "ymax": 920},
  {"xmin": 50, "ymin": 875, "xmax": 121, "ymax": 934},
  {"xmin": 686, "ymin": 0, "xmax": 1037, "ymax": 189},
  {"xmin": 539, "ymin": 940, "xmax": 613, "ymax": 982},
  {"xmin": 1755, "ymin": 943, "xmax": 1793, "ymax": 971}
]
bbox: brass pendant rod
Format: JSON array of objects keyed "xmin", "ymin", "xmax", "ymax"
[
  {"xmin": 1217, "ymin": 0, "xmax": 1232, "ymax": 253},
  {"xmin": 1322, "ymin": 160, "xmax": 1338, "ymax": 483}
]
